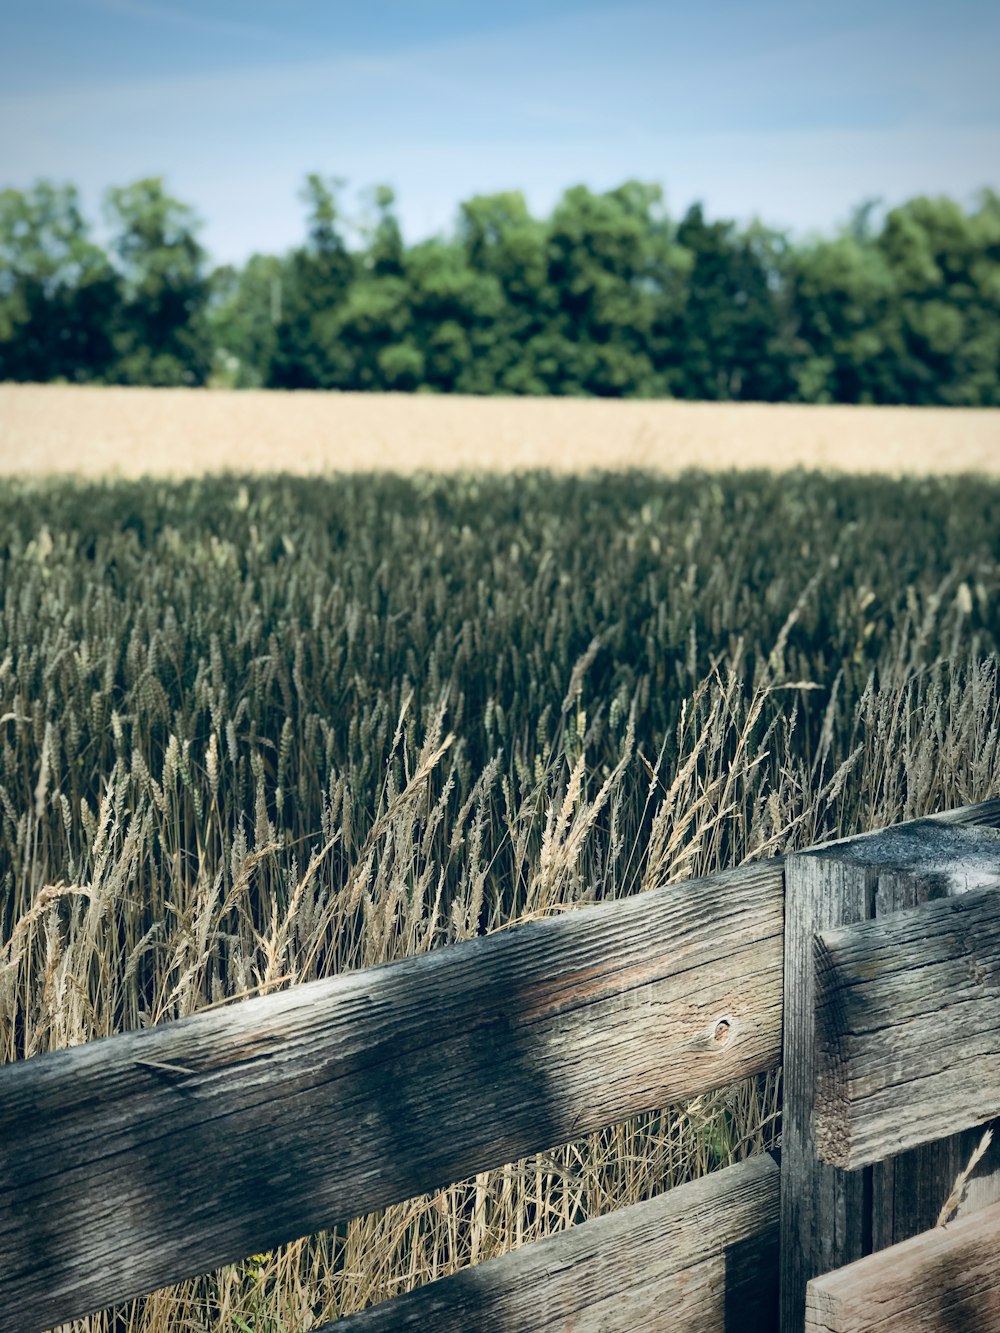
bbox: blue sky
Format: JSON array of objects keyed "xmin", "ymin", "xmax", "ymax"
[{"xmin": 1, "ymin": 0, "xmax": 998, "ymax": 264}]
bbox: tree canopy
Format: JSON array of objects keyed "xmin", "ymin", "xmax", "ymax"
[{"xmin": 1, "ymin": 175, "xmax": 997, "ymax": 404}]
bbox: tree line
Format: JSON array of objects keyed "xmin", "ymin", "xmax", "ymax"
[{"xmin": 1, "ymin": 175, "xmax": 998, "ymax": 403}]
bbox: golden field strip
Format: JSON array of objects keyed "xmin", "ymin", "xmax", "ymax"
[{"xmin": 1, "ymin": 384, "xmax": 999, "ymax": 475}]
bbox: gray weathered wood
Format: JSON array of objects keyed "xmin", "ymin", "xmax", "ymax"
[
  {"xmin": 932, "ymin": 797, "xmax": 1000, "ymax": 830},
  {"xmin": 326, "ymin": 1153, "xmax": 780, "ymax": 1332},
  {"xmin": 780, "ymin": 851, "xmax": 869, "ymax": 1333},
  {"xmin": 781, "ymin": 803, "xmax": 1000, "ymax": 1333},
  {"xmin": 0, "ymin": 859, "xmax": 783, "ymax": 1331},
  {"xmin": 804, "ymin": 1198, "xmax": 1000, "ymax": 1332},
  {"xmin": 815, "ymin": 888, "xmax": 1000, "ymax": 1170},
  {"xmin": 866, "ymin": 814, "xmax": 1000, "ymax": 1255}
]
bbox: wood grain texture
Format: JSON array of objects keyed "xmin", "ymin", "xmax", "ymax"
[
  {"xmin": 804, "ymin": 1199, "xmax": 1000, "ymax": 1332},
  {"xmin": 815, "ymin": 888, "xmax": 1000, "ymax": 1170},
  {"xmin": 881, "ymin": 800, "xmax": 1000, "ymax": 1254},
  {"xmin": 931, "ymin": 798, "xmax": 1000, "ymax": 831},
  {"xmin": 781, "ymin": 805, "xmax": 1000, "ymax": 1333},
  {"xmin": 780, "ymin": 853, "xmax": 869, "ymax": 1333},
  {"xmin": 325, "ymin": 1153, "xmax": 780, "ymax": 1332},
  {"xmin": 0, "ymin": 859, "xmax": 783, "ymax": 1331},
  {"xmin": 864, "ymin": 813, "xmax": 1000, "ymax": 1256}
]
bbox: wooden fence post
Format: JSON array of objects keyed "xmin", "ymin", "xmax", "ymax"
[{"xmin": 780, "ymin": 808, "xmax": 1000, "ymax": 1333}]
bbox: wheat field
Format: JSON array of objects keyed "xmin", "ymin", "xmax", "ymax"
[
  {"xmin": 2, "ymin": 384, "xmax": 999, "ymax": 476},
  {"xmin": 1, "ymin": 414, "xmax": 999, "ymax": 1329}
]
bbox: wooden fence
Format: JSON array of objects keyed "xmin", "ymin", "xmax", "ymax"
[{"xmin": 1, "ymin": 800, "xmax": 999, "ymax": 1331}]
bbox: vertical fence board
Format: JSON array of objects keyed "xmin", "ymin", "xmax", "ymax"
[
  {"xmin": 780, "ymin": 854, "xmax": 870, "ymax": 1333},
  {"xmin": 782, "ymin": 809, "xmax": 1000, "ymax": 1331}
]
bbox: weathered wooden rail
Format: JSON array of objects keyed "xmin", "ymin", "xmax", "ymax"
[{"xmin": 1, "ymin": 801, "xmax": 999, "ymax": 1332}]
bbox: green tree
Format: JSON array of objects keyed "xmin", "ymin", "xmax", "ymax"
[
  {"xmin": 669, "ymin": 205, "xmax": 792, "ymax": 401},
  {"xmin": 104, "ymin": 178, "xmax": 212, "ymax": 385},
  {"xmin": 307, "ymin": 187, "xmax": 424, "ymax": 390},
  {"xmin": 541, "ymin": 182, "xmax": 683, "ymax": 396},
  {"xmin": 363, "ymin": 185, "xmax": 406, "ymax": 278},
  {"xmin": 321, "ymin": 274, "xmax": 420, "ymax": 390},
  {"xmin": 875, "ymin": 193, "xmax": 1000, "ymax": 405},
  {"xmin": 403, "ymin": 238, "xmax": 506, "ymax": 393},
  {"xmin": 788, "ymin": 231, "xmax": 896, "ymax": 403},
  {"xmin": 457, "ymin": 190, "xmax": 554, "ymax": 393},
  {"xmin": 0, "ymin": 182, "xmax": 119, "ymax": 383},
  {"xmin": 268, "ymin": 175, "xmax": 357, "ymax": 388},
  {"xmin": 208, "ymin": 254, "xmax": 284, "ymax": 387},
  {"xmin": 7, "ymin": 168, "xmax": 992, "ymax": 405}
]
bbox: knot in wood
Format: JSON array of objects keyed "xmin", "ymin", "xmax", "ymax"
[{"xmin": 712, "ymin": 1017, "xmax": 733, "ymax": 1046}]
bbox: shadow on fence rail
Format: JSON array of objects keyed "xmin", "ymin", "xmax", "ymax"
[{"xmin": 1, "ymin": 800, "xmax": 999, "ymax": 1332}]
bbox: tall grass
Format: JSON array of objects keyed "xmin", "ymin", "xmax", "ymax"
[{"xmin": 1, "ymin": 469, "xmax": 998, "ymax": 1328}]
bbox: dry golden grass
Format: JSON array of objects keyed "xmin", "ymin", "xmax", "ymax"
[{"xmin": 2, "ymin": 383, "xmax": 999, "ymax": 477}]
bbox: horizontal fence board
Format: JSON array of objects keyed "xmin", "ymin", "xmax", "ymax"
[
  {"xmin": 815, "ymin": 886, "xmax": 1000, "ymax": 1169},
  {"xmin": 802, "ymin": 811, "xmax": 1000, "ymax": 895},
  {"xmin": 326, "ymin": 1153, "xmax": 779, "ymax": 1332},
  {"xmin": 932, "ymin": 797, "xmax": 1000, "ymax": 831},
  {"xmin": 805, "ymin": 1199, "xmax": 1000, "ymax": 1332},
  {"xmin": 0, "ymin": 858, "xmax": 783, "ymax": 1330}
]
